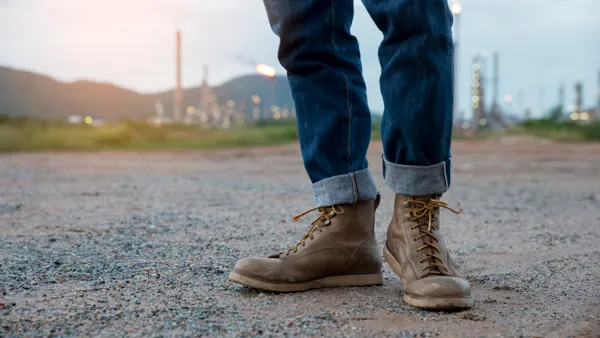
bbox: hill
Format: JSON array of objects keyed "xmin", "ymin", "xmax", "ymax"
[{"xmin": 0, "ymin": 66, "xmax": 294, "ymax": 120}]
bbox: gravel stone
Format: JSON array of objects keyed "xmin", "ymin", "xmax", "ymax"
[{"xmin": 1, "ymin": 140, "xmax": 599, "ymax": 337}]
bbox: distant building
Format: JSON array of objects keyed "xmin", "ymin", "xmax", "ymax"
[
  {"xmin": 67, "ymin": 115, "xmax": 82, "ymax": 124},
  {"xmin": 567, "ymin": 81, "xmax": 597, "ymax": 123},
  {"xmin": 471, "ymin": 55, "xmax": 487, "ymax": 129},
  {"xmin": 198, "ymin": 65, "xmax": 221, "ymax": 127}
]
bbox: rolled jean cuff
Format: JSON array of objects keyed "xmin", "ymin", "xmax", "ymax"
[
  {"xmin": 383, "ymin": 156, "xmax": 451, "ymax": 196},
  {"xmin": 312, "ymin": 168, "xmax": 378, "ymax": 206}
]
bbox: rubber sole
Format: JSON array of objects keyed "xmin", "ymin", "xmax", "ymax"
[
  {"xmin": 383, "ymin": 247, "xmax": 474, "ymax": 310},
  {"xmin": 228, "ymin": 272, "xmax": 383, "ymax": 292}
]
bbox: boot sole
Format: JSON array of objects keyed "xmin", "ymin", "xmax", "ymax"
[
  {"xmin": 228, "ymin": 272, "xmax": 383, "ymax": 292},
  {"xmin": 383, "ymin": 247, "xmax": 474, "ymax": 310}
]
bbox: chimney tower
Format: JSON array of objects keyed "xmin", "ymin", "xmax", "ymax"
[
  {"xmin": 174, "ymin": 30, "xmax": 183, "ymax": 122},
  {"xmin": 574, "ymin": 82, "xmax": 583, "ymax": 114}
]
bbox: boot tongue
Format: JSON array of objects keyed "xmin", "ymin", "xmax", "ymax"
[
  {"xmin": 408, "ymin": 196, "xmax": 445, "ymax": 275},
  {"xmin": 269, "ymin": 206, "xmax": 342, "ymax": 259},
  {"xmin": 409, "ymin": 195, "xmax": 441, "ymax": 202}
]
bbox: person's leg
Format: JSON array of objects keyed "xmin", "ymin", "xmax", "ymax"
[
  {"xmin": 228, "ymin": 0, "xmax": 382, "ymax": 292},
  {"xmin": 263, "ymin": 0, "xmax": 377, "ymax": 206},
  {"xmin": 364, "ymin": 0, "xmax": 453, "ymax": 192},
  {"xmin": 361, "ymin": 0, "xmax": 472, "ymax": 310}
]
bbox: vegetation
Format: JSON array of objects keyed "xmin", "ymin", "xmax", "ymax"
[
  {"xmin": 1, "ymin": 113, "xmax": 599, "ymax": 152},
  {"xmin": 0, "ymin": 115, "xmax": 299, "ymax": 152},
  {"xmin": 520, "ymin": 119, "xmax": 600, "ymax": 142},
  {"xmin": 515, "ymin": 104, "xmax": 600, "ymax": 142}
]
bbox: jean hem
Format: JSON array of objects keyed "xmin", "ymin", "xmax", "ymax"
[
  {"xmin": 313, "ymin": 168, "xmax": 378, "ymax": 206},
  {"xmin": 382, "ymin": 156, "xmax": 450, "ymax": 196}
]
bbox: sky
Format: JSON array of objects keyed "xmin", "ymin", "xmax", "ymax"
[{"xmin": 1, "ymin": 0, "xmax": 599, "ymax": 118}]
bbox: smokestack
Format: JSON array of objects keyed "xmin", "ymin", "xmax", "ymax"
[
  {"xmin": 597, "ymin": 70, "xmax": 600, "ymax": 116},
  {"xmin": 174, "ymin": 30, "xmax": 183, "ymax": 122},
  {"xmin": 539, "ymin": 87, "xmax": 545, "ymax": 114},
  {"xmin": 559, "ymin": 84, "xmax": 565, "ymax": 115},
  {"xmin": 492, "ymin": 52, "xmax": 499, "ymax": 112},
  {"xmin": 574, "ymin": 82, "xmax": 583, "ymax": 113}
]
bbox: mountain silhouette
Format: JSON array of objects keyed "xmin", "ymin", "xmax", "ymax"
[{"xmin": 0, "ymin": 66, "xmax": 294, "ymax": 120}]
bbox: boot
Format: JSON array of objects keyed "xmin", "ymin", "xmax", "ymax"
[
  {"xmin": 384, "ymin": 194, "xmax": 473, "ymax": 310},
  {"xmin": 229, "ymin": 194, "xmax": 383, "ymax": 292}
]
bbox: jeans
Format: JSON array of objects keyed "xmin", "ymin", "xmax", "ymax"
[{"xmin": 263, "ymin": 0, "xmax": 454, "ymax": 206}]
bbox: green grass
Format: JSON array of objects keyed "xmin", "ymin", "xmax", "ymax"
[
  {"xmin": 520, "ymin": 119, "xmax": 600, "ymax": 142},
  {"xmin": 1, "ymin": 115, "xmax": 599, "ymax": 152},
  {"xmin": 0, "ymin": 116, "xmax": 300, "ymax": 152}
]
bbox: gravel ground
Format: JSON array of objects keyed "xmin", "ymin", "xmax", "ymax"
[{"xmin": 1, "ymin": 138, "xmax": 599, "ymax": 337}]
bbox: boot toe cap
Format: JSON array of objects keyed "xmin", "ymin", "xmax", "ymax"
[
  {"xmin": 232, "ymin": 257, "xmax": 287, "ymax": 283},
  {"xmin": 233, "ymin": 257, "xmax": 269, "ymax": 277},
  {"xmin": 405, "ymin": 276, "xmax": 471, "ymax": 299}
]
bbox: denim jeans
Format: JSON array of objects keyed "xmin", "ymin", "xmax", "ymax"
[{"xmin": 263, "ymin": 0, "xmax": 454, "ymax": 206}]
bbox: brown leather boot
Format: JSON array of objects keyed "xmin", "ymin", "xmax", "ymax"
[
  {"xmin": 228, "ymin": 195, "xmax": 383, "ymax": 292},
  {"xmin": 384, "ymin": 194, "xmax": 473, "ymax": 310}
]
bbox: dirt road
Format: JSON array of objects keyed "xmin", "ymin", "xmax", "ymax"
[{"xmin": 1, "ymin": 139, "xmax": 599, "ymax": 337}]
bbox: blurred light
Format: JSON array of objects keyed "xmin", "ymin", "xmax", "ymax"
[
  {"xmin": 226, "ymin": 100, "xmax": 235, "ymax": 108},
  {"xmin": 473, "ymin": 88, "xmax": 479, "ymax": 95},
  {"xmin": 472, "ymin": 102, "xmax": 479, "ymax": 109},
  {"xmin": 252, "ymin": 95, "xmax": 262, "ymax": 105},
  {"xmin": 479, "ymin": 118, "xmax": 488, "ymax": 126},
  {"xmin": 474, "ymin": 80, "xmax": 480, "ymax": 87},
  {"xmin": 462, "ymin": 121, "xmax": 470, "ymax": 129},
  {"xmin": 451, "ymin": 2, "xmax": 462, "ymax": 15},
  {"xmin": 223, "ymin": 121, "xmax": 230, "ymax": 129},
  {"xmin": 472, "ymin": 96, "xmax": 480, "ymax": 103},
  {"xmin": 282, "ymin": 109, "xmax": 290, "ymax": 118},
  {"xmin": 256, "ymin": 64, "xmax": 276, "ymax": 77},
  {"xmin": 187, "ymin": 106, "xmax": 195, "ymax": 114},
  {"xmin": 68, "ymin": 115, "xmax": 82, "ymax": 124},
  {"xmin": 472, "ymin": 63, "xmax": 480, "ymax": 71},
  {"xmin": 274, "ymin": 112, "xmax": 282, "ymax": 120},
  {"xmin": 581, "ymin": 112, "xmax": 590, "ymax": 121},
  {"xmin": 504, "ymin": 95, "xmax": 513, "ymax": 103},
  {"xmin": 570, "ymin": 112, "xmax": 580, "ymax": 120},
  {"xmin": 84, "ymin": 116, "xmax": 93, "ymax": 125}
]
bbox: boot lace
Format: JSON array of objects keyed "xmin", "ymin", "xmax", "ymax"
[
  {"xmin": 277, "ymin": 205, "xmax": 344, "ymax": 256},
  {"xmin": 405, "ymin": 199, "xmax": 462, "ymax": 275}
]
